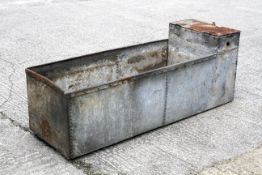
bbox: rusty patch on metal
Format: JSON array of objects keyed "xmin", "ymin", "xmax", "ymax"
[
  {"xmin": 190, "ymin": 23, "xmax": 238, "ymax": 36},
  {"xmin": 178, "ymin": 21, "xmax": 239, "ymax": 36},
  {"xmin": 35, "ymin": 74, "xmax": 44, "ymax": 81},
  {"xmin": 40, "ymin": 120, "xmax": 51, "ymax": 141}
]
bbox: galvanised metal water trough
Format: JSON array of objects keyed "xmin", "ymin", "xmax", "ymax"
[{"xmin": 26, "ymin": 19, "xmax": 240, "ymax": 159}]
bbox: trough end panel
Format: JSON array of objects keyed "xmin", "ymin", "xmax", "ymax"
[{"xmin": 26, "ymin": 74, "xmax": 71, "ymax": 158}]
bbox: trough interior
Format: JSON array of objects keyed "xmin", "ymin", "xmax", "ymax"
[{"xmin": 30, "ymin": 41, "xmax": 169, "ymax": 93}]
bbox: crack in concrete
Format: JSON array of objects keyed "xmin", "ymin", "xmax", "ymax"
[
  {"xmin": 0, "ymin": 57, "xmax": 15, "ymax": 111},
  {"xmin": 0, "ymin": 58, "xmax": 30, "ymax": 132},
  {"xmin": 0, "ymin": 111, "xmax": 30, "ymax": 132},
  {"xmin": 0, "ymin": 57, "xmax": 29, "ymax": 132}
]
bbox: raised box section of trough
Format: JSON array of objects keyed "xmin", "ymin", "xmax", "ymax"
[{"xmin": 26, "ymin": 19, "xmax": 240, "ymax": 159}]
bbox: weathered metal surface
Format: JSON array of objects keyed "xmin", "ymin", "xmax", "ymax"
[{"xmin": 26, "ymin": 19, "xmax": 240, "ymax": 159}]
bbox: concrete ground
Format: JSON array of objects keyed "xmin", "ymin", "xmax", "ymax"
[
  {"xmin": 198, "ymin": 146, "xmax": 262, "ymax": 175},
  {"xmin": 0, "ymin": 0, "xmax": 262, "ymax": 174}
]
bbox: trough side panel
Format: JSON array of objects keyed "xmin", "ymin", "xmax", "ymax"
[
  {"xmin": 69, "ymin": 74, "xmax": 166, "ymax": 158},
  {"xmin": 27, "ymin": 76, "xmax": 70, "ymax": 158},
  {"xmin": 165, "ymin": 48, "xmax": 238, "ymax": 124}
]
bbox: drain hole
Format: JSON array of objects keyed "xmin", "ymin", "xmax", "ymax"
[{"xmin": 226, "ymin": 42, "xmax": 230, "ymax": 46}]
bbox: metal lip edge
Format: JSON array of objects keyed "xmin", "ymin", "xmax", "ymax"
[
  {"xmin": 25, "ymin": 68, "xmax": 65, "ymax": 94},
  {"xmin": 66, "ymin": 54, "xmax": 217, "ymax": 98},
  {"xmin": 26, "ymin": 39, "xmax": 168, "ymax": 71}
]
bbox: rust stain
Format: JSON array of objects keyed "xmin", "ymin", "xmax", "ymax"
[
  {"xmin": 184, "ymin": 22, "xmax": 239, "ymax": 36},
  {"xmin": 27, "ymin": 69, "xmax": 60, "ymax": 90},
  {"xmin": 149, "ymin": 51, "xmax": 158, "ymax": 57},
  {"xmin": 35, "ymin": 74, "xmax": 44, "ymax": 81},
  {"xmin": 127, "ymin": 50, "xmax": 165, "ymax": 64},
  {"xmin": 126, "ymin": 50, "xmax": 168, "ymax": 73},
  {"xmin": 127, "ymin": 55, "xmax": 145, "ymax": 64},
  {"xmin": 40, "ymin": 120, "xmax": 51, "ymax": 141}
]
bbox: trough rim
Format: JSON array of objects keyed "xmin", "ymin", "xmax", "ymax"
[{"xmin": 25, "ymin": 39, "xmax": 219, "ymax": 98}]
